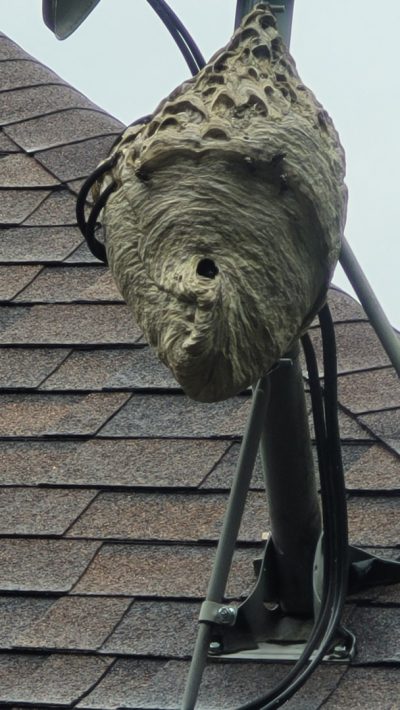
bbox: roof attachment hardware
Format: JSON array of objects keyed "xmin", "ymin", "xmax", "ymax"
[
  {"xmin": 199, "ymin": 602, "xmax": 238, "ymax": 627},
  {"xmin": 204, "ymin": 537, "xmax": 356, "ymax": 664}
]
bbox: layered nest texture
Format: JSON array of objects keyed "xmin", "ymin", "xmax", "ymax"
[{"xmin": 93, "ymin": 3, "xmax": 347, "ymax": 402}]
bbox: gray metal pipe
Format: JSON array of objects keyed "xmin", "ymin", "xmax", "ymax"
[
  {"xmin": 340, "ymin": 237, "xmax": 400, "ymax": 377},
  {"xmin": 260, "ymin": 348, "xmax": 322, "ymax": 615},
  {"xmin": 235, "ymin": 0, "xmax": 320, "ymax": 618},
  {"xmin": 235, "ymin": 0, "xmax": 294, "ymax": 44}
]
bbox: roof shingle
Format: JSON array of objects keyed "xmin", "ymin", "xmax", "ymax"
[
  {"xmin": 4, "ymin": 108, "xmax": 123, "ymax": 152},
  {"xmin": 14, "ymin": 265, "xmax": 121, "ymax": 303},
  {"xmin": 35, "ymin": 134, "xmax": 120, "ymax": 182},
  {"xmin": 99, "ymin": 393, "xmax": 252, "ymax": 438},
  {"xmin": 0, "ymin": 188, "xmax": 49, "ymax": 224},
  {"xmin": 0, "ymin": 304, "xmax": 141, "ymax": 345},
  {"xmin": 0, "ymin": 652, "xmax": 111, "ymax": 707},
  {"xmin": 23, "ymin": 187, "xmax": 78, "ymax": 226},
  {"xmin": 73, "ymin": 543, "xmax": 260, "ymax": 598},
  {"xmin": 0, "ymin": 538, "xmax": 100, "ymax": 593},
  {"xmin": 0, "ymin": 226, "xmax": 82, "ymax": 262},
  {"xmin": 0, "ymin": 392, "xmax": 130, "ymax": 436},
  {"xmin": 0, "ymin": 346, "xmax": 69, "ymax": 388},
  {"xmin": 12, "ymin": 596, "xmax": 131, "ymax": 652},
  {"xmin": 0, "ymin": 264, "xmax": 42, "ymax": 300},
  {"xmin": 0, "ymin": 487, "xmax": 96, "ymax": 536},
  {"xmin": 0, "ymin": 153, "xmax": 59, "ymax": 187},
  {"xmin": 40, "ymin": 346, "xmax": 177, "ymax": 391}
]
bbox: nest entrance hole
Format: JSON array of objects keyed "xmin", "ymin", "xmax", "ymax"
[{"xmin": 197, "ymin": 258, "xmax": 219, "ymax": 279}]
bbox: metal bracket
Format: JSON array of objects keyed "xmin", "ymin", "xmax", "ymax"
[
  {"xmin": 349, "ymin": 546, "xmax": 400, "ymax": 594},
  {"xmin": 205, "ymin": 545, "xmax": 400, "ymax": 663},
  {"xmin": 199, "ymin": 601, "xmax": 238, "ymax": 627},
  {"xmin": 207, "ymin": 538, "xmax": 356, "ymax": 663},
  {"xmin": 206, "ymin": 536, "xmax": 400, "ymax": 663}
]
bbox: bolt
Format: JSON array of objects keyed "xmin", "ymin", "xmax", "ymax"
[
  {"xmin": 332, "ymin": 643, "xmax": 348, "ymax": 658},
  {"xmin": 209, "ymin": 641, "xmax": 222, "ymax": 654},
  {"xmin": 215, "ymin": 606, "xmax": 236, "ymax": 625}
]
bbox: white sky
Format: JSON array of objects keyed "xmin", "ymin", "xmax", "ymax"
[{"xmin": 2, "ymin": 0, "xmax": 399, "ymax": 327}]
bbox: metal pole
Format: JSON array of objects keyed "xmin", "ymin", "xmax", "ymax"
[
  {"xmin": 181, "ymin": 377, "xmax": 271, "ymax": 710},
  {"xmin": 183, "ymin": 2, "xmax": 319, "ymax": 705},
  {"xmin": 340, "ymin": 237, "xmax": 400, "ymax": 377},
  {"xmin": 260, "ymin": 349, "xmax": 321, "ymax": 614},
  {"xmin": 235, "ymin": 0, "xmax": 294, "ymax": 45},
  {"xmin": 235, "ymin": 0, "xmax": 321, "ymax": 615}
]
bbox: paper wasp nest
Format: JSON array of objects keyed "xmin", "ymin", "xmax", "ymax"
[{"xmin": 94, "ymin": 3, "xmax": 347, "ymax": 402}]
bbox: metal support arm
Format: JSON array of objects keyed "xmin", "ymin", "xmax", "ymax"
[
  {"xmin": 181, "ymin": 377, "xmax": 271, "ymax": 710},
  {"xmin": 340, "ymin": 237, "xmax": 400, "ymax": 377}
]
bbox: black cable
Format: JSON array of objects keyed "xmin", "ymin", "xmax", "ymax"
[
  {"xmin": 302, "ymin": 331, "xmax": 329, "ymax": 501},
  {"xmin": 146, "ymin": 0, "xmax": 206, "ymax": 75},
  {"xmin": 238, "ymin": 307, "xmax": 348, "ymax": 710},
  {"xmin": 319, "ymin": 304, "xmax": 349, "ymax": 592},
  {"xmin": 154, "ymin": 0, "xmax": 205, "ymax": 70},
  {"xmin": 76, "ymin": 156, "xmax": 114, "ymax": 236},
  {"xmin": 77, "ymin": 112, "xmax": 154, "ymax": 262},
  {"xmin": 76, "ymin": 155, "xmax": 118, "ymax": 264},
  {"xmin": 84, "ymin": 182, "xmax": 116, "ymax": 264}
]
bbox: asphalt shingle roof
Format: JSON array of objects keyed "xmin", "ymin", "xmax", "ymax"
[{"xmin": 0, "ymin": 32, "xmax": 399, "ymax": 709}]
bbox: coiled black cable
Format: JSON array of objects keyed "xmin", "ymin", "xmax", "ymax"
[
  {"xmin": 76, "ymin": 115, "xmax": 154, "ymax": 264},
  {"xmin": 76, "ymin": 155, "xmax": 118, "ymax": 265}
]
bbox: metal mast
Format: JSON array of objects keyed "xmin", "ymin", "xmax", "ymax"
[{"xmin": 181, "ymin": 5, "xmax": 322, "ymax": 708}]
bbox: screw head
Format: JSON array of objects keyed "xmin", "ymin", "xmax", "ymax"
[
  {"xmin": 215, "ymin": 606, "xmax": 236, "ymax": 625},
  {"xmin": 209, "ymin": 640, "xmax": 222, "ymax": 654},
  {"xmin": 332, "ymin": 643, "xmax": 348, "ymax": 659}
]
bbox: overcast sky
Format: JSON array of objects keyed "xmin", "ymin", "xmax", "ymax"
[{"xmin": 2, "ymin": 0, "xmax": 399, "ymax": 327}]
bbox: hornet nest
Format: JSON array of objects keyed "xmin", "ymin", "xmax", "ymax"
[{"xmin": 90, "ymin": 3, "xmax": 347, "ymax": 402}]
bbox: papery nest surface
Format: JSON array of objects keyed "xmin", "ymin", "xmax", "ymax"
[{"xmin": 93, "ymin": 3, "xmax": 347, "ymax": 402}]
